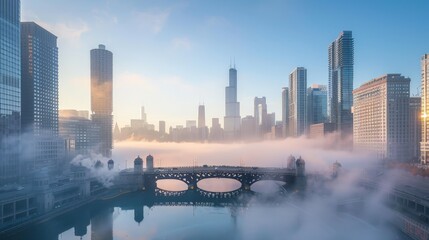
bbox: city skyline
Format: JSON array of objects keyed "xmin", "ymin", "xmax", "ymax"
[{"xmin": 20, "ymin": 0, "xmax": 429, "ymax": 128}]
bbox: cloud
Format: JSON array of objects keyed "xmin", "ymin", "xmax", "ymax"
[
  {"xmin": 134, "ymin": 9, "xmax": 170, "ymax": 34},
  {"xmin": 37, "ymin": 20, "xmax": 89, "ymax": 44},
  {"xmin": 92, "ymin": 9, "xmax": 119, "ymax": 25},
  {"xmin": 171, "ymin": 37, "xmax": 192, "ymax": 50}
]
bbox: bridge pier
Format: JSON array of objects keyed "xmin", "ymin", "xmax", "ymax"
[
  {"xmin": 188, "ymin": 182, "xmax": 197, "ymax": 191},
  {"xmin": 241, "ymin": 184, "xmax": 251, "ymax": 191}
]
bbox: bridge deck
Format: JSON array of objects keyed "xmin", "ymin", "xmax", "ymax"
[{"xmin": 122, "ymin": 166, "xmax": 296, "ymax": 174}]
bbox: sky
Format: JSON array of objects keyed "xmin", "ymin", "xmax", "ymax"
[{"xmin": 21, "ymin": 0, "xmax": 429, "ymax": 129}]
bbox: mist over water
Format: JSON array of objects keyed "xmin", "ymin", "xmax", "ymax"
[
  {"xmin": 106, "ymin": 135, "xmax": 408, "ymax": 239},
  {"xmin": 112, "ymin": 133, "xmax": 373, "ymax": 171}
]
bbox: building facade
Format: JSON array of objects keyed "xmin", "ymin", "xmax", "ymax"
[
  {"xmin": 224, "ymin": 67, "xmax": 241, "ymax": 139},
  {"xmin": 90, "ymin": 44, "xmax": 113, "ymax": 157},
  {"xmin": 353, "ymin": 74, "xmax": 411, "ymax": 161},
  {"xmin": 289, "ymin": 67, "xmax": 307, "ymax": 137},
  {"xmin": 328, "ymin": 31, "xmax": 354, "ymax": 136},
  {"xmin": 410, "ymin": 97, "xmax": 421, "ymax": 162},
  {"xmin": 282, "ymin": 87, "xmax": 289, "ymax": 137},
  {"xmin": 421, "ymin": 54, "xmax": 429, "ymax": 164},
  {"xmin": 0, "ymin": 0, "xmax": 21, "ymax": 185},
  {"xmin": 308, "ymin": 123, "xmax": 336, "ymax": 139},
  {"xmin": 307, "ymin": 84, "xmax": 327, "ymax": 126},
  {"xmin": 21, "ymin": 22, "xmax": 58, "ymax": 136}
]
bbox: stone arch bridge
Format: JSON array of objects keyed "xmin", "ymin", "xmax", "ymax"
[{"xmin": 143, "ymin": 166, "xmax": 300, "ymax": 191}]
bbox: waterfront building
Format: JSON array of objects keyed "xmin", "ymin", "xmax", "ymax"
[
  {"xmin": 421, "ymin": 54, "xmax": 429, "ymax": 164},
  {"xmin": 307, "ymin": 84, "xmax": 327, "ymax": 126},
  {"xmin": 410, "ymin": 97, "xmax": 421, "ymax": 162},
  {"xmin": 289, "ymin": 67, "xmax": 307, "ymax": 137},
  {"xmin": 282, "ymin": 87, "xmax": 289, "ymax": 137},
  {"xmin": 353, "ymin": 74, "xmax": 411, "ymax": 161},
  {"xmin": 20, "ymin": 22, "xmax": 64, "ymax": 176},
  {"xmin": 91, "ymin": 44, "xmax": 113, "ymax": 157},
  {"xmin": 224, "ymin": 66, "xmax": 241, "ymax": 139},
  {"xmin": 0, "ymin": 0, "xmax": 21, "ymax": 185},
  {"xmin": 59, "ymin": 116, "xmax": 100, "ymax": 157},
  {"xmin": 328, "ymin": 31, "xmax": 354, "ymax": 135}
]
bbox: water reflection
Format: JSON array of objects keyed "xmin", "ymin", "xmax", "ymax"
[{"xmin": 9, "ymin": 186, "xmax": 288, "ymax": 240}]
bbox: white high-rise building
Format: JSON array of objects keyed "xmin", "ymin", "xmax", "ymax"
[
  {"xmin": 224, "ymin": 66, "xmax": 241, "ymax": 139},
  {"xmin": 289, "ymin": 67, "xmax": 307, "ymax": 137},
  {"xmin": 421, "ymin": 54, "xmax": 429, "ymax": 164},
  {"xmin": 353, "ymin": 74, "xmax": 411, "ymax": 161}
]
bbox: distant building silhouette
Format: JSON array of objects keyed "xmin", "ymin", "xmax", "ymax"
[
  {"xmin": 159, "ymin": 121, "xmax": 166, "ymax": 135},
  {"xmin": 241, "ymin": 115, "xmax": 256, "ymax": 140},
  {"xmin": 254, "ymin": 97, "xmax": 268, "ymax": 136},
  {"xmin": 91, "ymin": 44, "xmax": 113, "ymax": 157},
  {"xmin": 224, "ymin": 66, "xmax": 241, "ymax": 139},
  {"xmin": 198, "ymin": 105, "xmax": 208, "ymax": 141},
  {"xmin": 141, "ymin": 106, "xmax": 147, "ymax": 123}
]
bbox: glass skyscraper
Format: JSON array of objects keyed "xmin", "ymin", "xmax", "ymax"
[
  {"xmin": 421, "ymin": 54, "xmax": 429, "ymax": 164},
  {"xmin": 91, "ymin": 44, "xmax": 113, "ymax": 157},
  {"xmin": 328, "ymin": 31, "xmax": 354, "ymax": 136},
  {"xmin": 20, "ymin": 22, "xmax": 64, "ymax": 175},
  {"xmin": 289, "ymin": 67, "xmax": 307, "ymax": 137},
  {"xmin": 0, "ymin": 0, "xmax": 21, "ymax": 184},
  {"xmin": 307, "ymin": 84, "xmax": 327, "ymax": 125},
  {"xmin": 21, "ymin": 22, "xmax": 58, "ymax": 135}
]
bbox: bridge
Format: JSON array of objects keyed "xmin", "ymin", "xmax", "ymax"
[{"xmin": 116, "ymin": 155, "xmax": 306, "ymax": 194}]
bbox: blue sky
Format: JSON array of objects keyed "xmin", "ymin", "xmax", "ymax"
[{"xmin": 21, "ymin": 0, "xmax": 429, "ymax": 129}]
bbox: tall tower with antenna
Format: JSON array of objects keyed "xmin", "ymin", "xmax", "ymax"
[{"xmin": 224, "ymin": 60, "xmax": 241, "ymax": 139}]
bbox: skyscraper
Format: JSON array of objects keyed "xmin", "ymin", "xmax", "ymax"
[
  {"xmin": 307, "ymin": 84, "xmax": 327, "ymax": 126},
  {"xmin": 410, "ymin": 97, "xmax": 421, "ymax": 162},
  {"xmin": 353, "ymin": 74, "xmax": 410, "ymax": 161},
  {"xmin": 91, "ymin": 44, "xmax": 113, "ymax": 157},
  {"xmin": 159, "ymin": 121, "xmax": 166, "ymax": 135},
  {"xmin": 198, "ymin": 105, "xmax": 205, "ymax": 128},
  {"xmin": 254, "ymin": 97, "xmax": 268, "ymax": 136},
  {"xmin": 328, "ymin": 31, "xmax": 354, "ymax": 135},
  {"xmin": 21, "ymin": 22, "xmax": 58, "ymax": 135},
  {"xmin": 20, "ymin": 22, "xmax": 64, "ymax": 174},
  {"xmin": 198, "ymin": 105, "xmax": 207, "ymax": 141},
  {"xmin": 224, "ymin": 66, "xmax": 240, "ymax": 139},
  {"xmin": 141, "ymin": 106, "xmax": 147, "ymax": 123},
  {"xmin": 0, "ymin": 0, "xmax": 21, "ymax": 184},
  {"xmin": 289, "ymin": 67, "xmax": 307, "ymax": 137},
  {"xmin": 282, "ymin": 87, "xmax": 289, "ymax": 137},
  {"xmin": 421, "ymin": 54, "xmax": 429, "ymax": 164}
]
